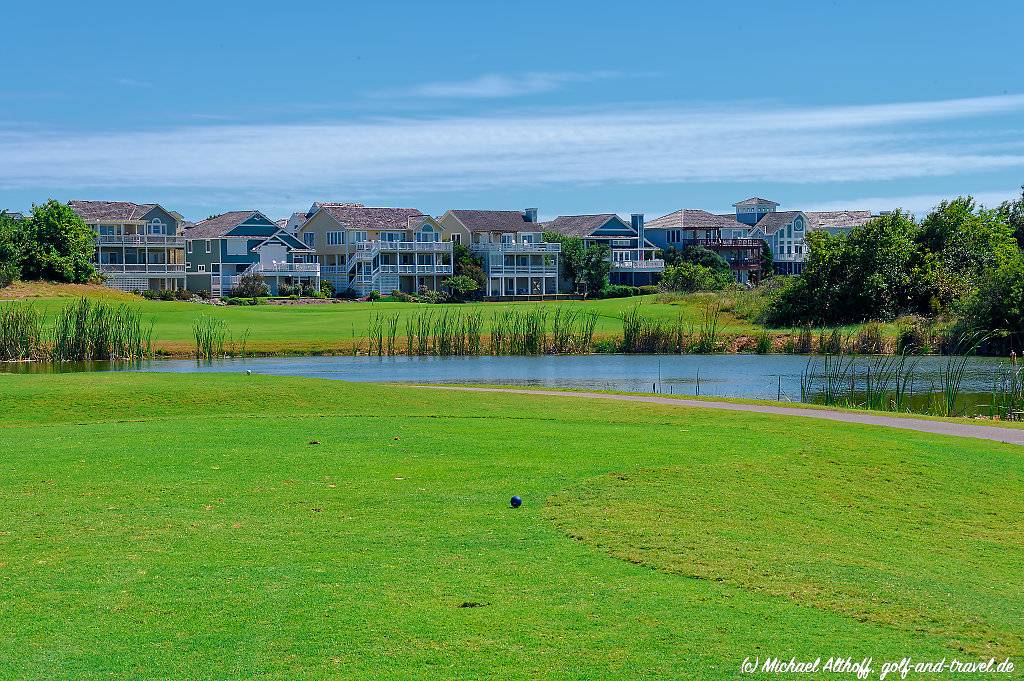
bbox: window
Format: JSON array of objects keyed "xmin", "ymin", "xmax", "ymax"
[
  {"xmin": 381, "ymin": 231, "xmax": 403, "ymax": 242},
  {"xmin": 794, "ymin": 217, "xmax": 804, "ymax": 231},
  {"xmin": 612, "ymin": 239, "xmax": 631, "ymax": 247},
  {"xmin": 667, "ymin": 229, "xmax": 682, "ymax": 243},
  {"xmin": 186, "ymin": 241, "xmax": 192, "ymax": 253},
  {"xmin": 353, "ymin": 231, "xmax": 368, "ymax": 243},
  {"xmin": 501, "ymin": 234, "xmax": 514, "ymax": 244},
  {"xmin": 99, "ymin": 225, "xmax": 116, "ymax": 236},
  {"xmin": 416, "ymin": 229, "xmax": 439, "ymax": 243},
  {"xmin": 327, "ymin": 231, "xmax": 344, "ymax": 246},
  {"xmin": 451, "ymin": 233, "xmax": 461, "ymax": 244},
  {"xmin": 226, "ymin": 238, "xmax": 247, "ymax": 255},
  {"xmin": 302, "ymin": 232, "xmax": 316, "ymax": 248},
  {"xmin": 205, "ymin": 240, "xmax": 212, "ymax": 254},
  {"xmin": 198, "ymin": 264, "xmax": 206, "ymax": 272},
  {"xmin": 148, "ymin": 218, "xmax": 164, "ymax": 235}
]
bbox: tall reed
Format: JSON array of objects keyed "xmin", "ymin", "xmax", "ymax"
[
  {"xmin": 193, "ymin": 315, "xmax": 226, "ymax": 360},
  {"xmin": 51, "ymin": 298, "xmax": 151, "ymax": 362},
  {"xmin": 0, "ymin": 303, "xmax": 45, "ymax": 361}
]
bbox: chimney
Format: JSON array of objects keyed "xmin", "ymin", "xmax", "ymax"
[
  {"xmin": 631, "ymin": 213, "xmax": 645, "ymax": 262},
  {"xmin": 524, "ymin": 208, "xmax": 538, "ymax": 224}
]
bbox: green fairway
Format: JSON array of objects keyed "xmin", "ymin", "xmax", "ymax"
[
  {"xmin": 1, "ymin": 284, "xmax": 763, "ymax": 355},
  {"xmin": 0, "ymin": 373, "xmax": 1020, "ymax": 678}
]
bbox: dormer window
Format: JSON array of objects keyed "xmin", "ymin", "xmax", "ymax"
[
  {"xmin": 148, "ymin": 218, "xmax": 164, "ymax": 235},
  {"xmin": 794, "ymin": 217, "xmax": 804, "ymax": 231}
]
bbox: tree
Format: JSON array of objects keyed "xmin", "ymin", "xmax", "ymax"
[
  {"xmin": 0, "ymin": 211, "xmax": 21, "ymax": 288},
  {"xmin": 543, "ymin": 231, "xmax": 586, "ymax": 291},
  {"xmin": 452, "ymin": 243, "xmax": 485, "ymax": 292},
  {"xmin": 678, "ymin": 245, "xmax": 730, "ymax": 273},
  {"xmin": 442, "ymin": 274, "xmax": 479, "ymax": 302},
  {"xmin": 997, "ymin": 186, "xmax": 1024, "ymax": 251},
  {"xmin": 758, "ymin": 240, "xmax": 773, "ymax": 280},
  {"xmin": 660, "ymin": 262, "xmax": 733, "ymax": 293},
  {"xmin": 766, "ymin": 211, "xmax": 926, "ymax": 325},
  {"xmin": 918, "ymin": 196, "xmax": 1018, "ymax": 307},
  {"xmin": 957, "ymin": 248, "xmax": 1024, "ymax": 352},
  {"xmin": 581, "ymin": 243, "xmax": 611, "ymax": 295},
  {"xmin": 230, "ymin": 272, "xmax": 269, "ymax": 298},
  {"xmin": 18, "ymin": 200, "xmax": 95, "ymax": 283}
]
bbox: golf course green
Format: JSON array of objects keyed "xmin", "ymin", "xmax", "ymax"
[{"xmin": 0, "ymin": 371, "xmax": 1020, "ymax": 678}]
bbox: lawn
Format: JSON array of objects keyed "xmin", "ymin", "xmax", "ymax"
[
  {"xmin": 0, "ymin": 284, "xmax": 764, "ymax": 355},
  {"xmin": 0, "ymin": 372, "xmax": 1020, "ymax": 678}
]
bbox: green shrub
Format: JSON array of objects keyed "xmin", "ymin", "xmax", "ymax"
[
  {"xmin": 230, "ymin": 272, "xmax": 269, "ymax": 298},
  {"xmin": 600, "ymin": 284, "xmax": 640, "ymax": 299},
  {"xmin": 638, "ymin": 285, "xmax": 660, "ymax": 295}
]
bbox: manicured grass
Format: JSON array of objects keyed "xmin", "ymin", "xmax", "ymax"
[
  {"xmin": 0, "ymin": 372, "xmax": 1020, "ymax": 678},
  {"xmin": 0, "ymin": 284, "xmax": 762, "ymax": 355}
]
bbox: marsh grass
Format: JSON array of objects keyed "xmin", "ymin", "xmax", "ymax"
[
  {"xmin": 51, "ymin": 298, "xmax": 152, "ymax": 362},
  {"xmin": 193, "ymin": 315, "xmax": 226, "ymax": 360},
  {"xmin": 0, "ymin": 303, "xmax": 46, "ymax": 361}
]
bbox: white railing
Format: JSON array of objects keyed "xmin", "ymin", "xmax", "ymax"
[
  {"xmin": 378, "ymin": 264, "xmax": 454, "ymax": 275},
  {"xmin": 252, "ymin": 262, "xmax": 320, "ymax": 274},
  {"xmin": 321, "ymin": 265, "xmax": 348, "ymax": 274},
  {"xmin": 611, "ymin": 258, "xmax": 666, "ymax": 271},
  {"xmin": 486, "ymin": 265, "xmax": 559, "ymax": 276},
  {"xmin": 97, "ymin": 234, "xmax": 185, "ymax": 246},
  {"xmin": 357, "ymin": 240, "xmax": 452, "ymax": 253},
  {"xmin": 99, "ymin": 263, "xmax": 186, "ymax": 274},
  {"xmin": 473, "ymin": 242, "xmax": 560, "ymax": 254}
]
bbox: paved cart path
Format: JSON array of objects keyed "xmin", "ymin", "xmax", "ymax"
[{"xmin": 413, "ymin": 385, "xmax": 1024, "ymax": 446}]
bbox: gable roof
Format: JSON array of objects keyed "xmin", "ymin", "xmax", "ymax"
[
  {"xmin": 313, "ymin": 204, "xmax": 426, "ymax": 231},
  {"xmin": 541, "ymin": 214, "xmax": 621, "ymax": 237},
  {"xmin": 183, "ymin": 210, "xmax": 275, "ymax": 239},
  {"xmin": 751, "ymin": 210, "xmax": 805, "ymax": 235},
  {"xmin": 646, "ymin": 209, "xmax": 746, "ymax": 231},
  {"xmin": 733, "ymin": 197, "xmax": 780, "ymax": 208},
  {"xmin": 446, "ymin": 209, "xmax": 536, "ymax": 233},
  {"xmin": 68, "ymin": 200, "xmax": 164, "ymax": 223}
]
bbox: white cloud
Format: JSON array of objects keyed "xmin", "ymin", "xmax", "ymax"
[
  {"xmin": 383, "ymin": 71, "xmax": 619, "ymax": 99},
  {"xmin": 1, "ymin": 94, "xmax": 1024, "ymax": 198}
]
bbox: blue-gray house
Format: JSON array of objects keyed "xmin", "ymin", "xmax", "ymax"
[
  {"xmin": 183, "ymin": 210, "xmax": 319, "ymax": 297},
  {"xmin": 542, "ymin": 213, "xmax": 664, "ymax": 287}
]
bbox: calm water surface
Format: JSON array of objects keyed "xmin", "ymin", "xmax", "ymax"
[{"xmin": 4, "ymin": 354, "xmax": 1014, "ymax": 402}]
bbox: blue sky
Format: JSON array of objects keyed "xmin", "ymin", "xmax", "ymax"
[{"xmin": 2, "ymin": 0, "xmax": 1023, "ymax": 222}]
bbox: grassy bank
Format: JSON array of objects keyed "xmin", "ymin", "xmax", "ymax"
[
  {"xmin": 0, "ymin": 372, "xmax": 1020, "ymax": 677},
  {"xmin": 0, "ymin": 283, "xmax": 910, "ymax": 357}
]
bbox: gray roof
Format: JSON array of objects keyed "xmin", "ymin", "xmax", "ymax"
[
  {"xmin": 646, "ymin": 209, "xmax": 746, "ymax": 231},
  {"xmin": 183, "ymin": 210, "xmax": 260, "ymax": 239},
  {"xmin": 733, "ymin": 197, "xmax": 780, "ymax": 208},
  {"xmin": 317, "ymin": 204, "xmax": 425, "ymax": 231},
  {"xmin": 68, "ymin": 200, "xmax": 159, "ymax": 223},
  {"xmin": 807, "ymin": 210, "xmax": 874, "ymax": 230},
  {"xmin": 447, "ymin": 209, "xmax": 536, "ymax": 233},
  {"xmin": 541, "ymin": 214, "xmax": 619, "ymax": 237},
  {"xmin": 752, "ymin": 211, "xmax": 804, "ymax": 235}
]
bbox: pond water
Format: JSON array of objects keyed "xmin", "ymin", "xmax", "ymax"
[{"xmin": 4, "ymin": 353, "xmax": 1015, "ymax": 404}]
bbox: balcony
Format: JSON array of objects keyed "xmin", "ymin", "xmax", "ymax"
[
  {"xmin": 98, "ymin": 263, "xmax": 186, "ymax": 274},
  {"xmin": 688, "ymin": 238, "xmax": 763, "ymax": 249},
  {"xmin": 357, "ymin": 240, "xmax": 452, "ymax": 253},
  {"xmin": 611, "ymin": 258, "xmax": 666, "ymax": 271},
  {"xmin": 377, "ymin": 264, "xmax": 454, "ymax": 275},
  {"xmin": 97, "ymin": 234, "xmax": 185, "ymax": 246},
  {"xmin": 251, "ymin": 262, "xmax": 320, "ymax": 274},
  {"xmin": 472, "ymin": 242, "xmax": 560, "ymax": 254}
]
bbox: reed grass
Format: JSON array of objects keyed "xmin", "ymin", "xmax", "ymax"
[
  {"xmin": 193, "ymin": 315, "xmax": 226, "ymax": 360},
  {"xmin": 51, "ymin": 298, "xmax": 152, "ymax": 362},
  {"xmin": 0, "ymin": 303, "xmax": 46, "ymax": 361}
]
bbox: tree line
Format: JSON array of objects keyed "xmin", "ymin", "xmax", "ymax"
[{"xmin": 0, "ymin": 200, "xmax": 96, "ymax": 288}]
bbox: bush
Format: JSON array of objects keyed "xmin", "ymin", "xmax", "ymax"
[
  {"xmin": 277, "ymin": 282, "xmax": 301, "ymax": 297},
  {"xmin": 195, "ymin": 289, "xmax": 211, "ymax": 300},
  {"xmin": 158, "ymin": 289, "xmax": 175, "ymax": 301},
  {"xmin": 638, "ymin": 285, "xmax": 660, "ymax": 295},
  {"xmin": 337, "ymin": 287, "xmax": 359, "ymax": 300},
  {"xmin": 388, "ymin": 290, "xmax": 416, "ymax": 302},
  {"xmin": 223, "ymin": 297, "xmax": 262, "ymax": 306},
  {"xmin": 230, "ymin": 272, "xmax": 269, "ymax": 298},
  {"xmin": 442, "ymin": 274, "xmax": 480, "ymax": 302},
  {"xmin": 600, "ymin": 284, "xmax": 640, "ymax": 299},
  {"xmin": 174, "ymin": 289, "xmax": 192, "ymax": 301},
  {"xmin": 660, "ymin": 263, "xmax": 733, "ymax": 293},
  {"xmin": 319, "ymin": 280, "xmax": 335, "ymax": 298},
  {"xmin": 140, "ymin": 289, "xmax": 158, "ymax": 300},
  {"xmin": 367, "ymin": 290, "xmax": 381, "ymax": 301}
]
